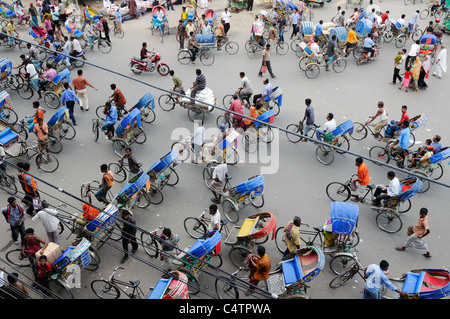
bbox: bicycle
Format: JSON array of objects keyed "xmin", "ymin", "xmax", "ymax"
[
  {"xmin": 215, "ymin": 36, "xmax": 240, "ymax": 55},
  {"xmin": 215, "ymin": 267, "xmax": 269, "ymax": 299},
  {"xmin": 111, "ymin": 20, "xmax": 125, "ymax": 39},
  {"xmin": 329, "ymin": 253, "xmax": 366, "ymax": 287},
  {"xmin": 0, "ymin": 169, "xmax": 17, "ymax": 195},
  {"xmin": 304, "ymin": 54, "xmax": 347, "ymax": 79},
  {"xmin": 158, "ymin": 91, "xmax": 211, "ymax": 123},
  {"xmin": 90, "ymin": 266, "xmax": 147, "ymax": 299},
  {"xmin": 420, "ymin": 5, "xmax": 446, "ymax": 20},
  {"xmin": 140, "ymin": 226, "xmax": 180, "ymax": 258},
  {"xmin": 177, "ymin": 46, "xmax": 215, "ymax": 66},
  {"xmin": 15, "ymin": 140, "xmax": 59, "ymax": 172},
  {"xmin": 245, "ymin": 37, "xmax": 289, "ymax": 59},
  {"xmin": 80, "ymin": 179, "xmax": 114, "ymax": 205},
  {"xmin": 349, "ymin": 117, "xmax": 388, "ymax": 141},
  {"xmin": 107, "ymin": 161, "xmax": 143, "ymax": 183},
  {"xmin": 0, "ymin": 103, "xmax": 18, "ymax": 124},
  {"xmin": 89, "ymin": 35, "xmax": 112, "ymax": 54},
  {"xmin": 285, "ymin": 122, "xmax": 319, "ymax": 143},
  {"xmin": 274, "ymin": 222, "xmax": 324, "ymax": 254},
  {"xmin": 183, "ymin": 209, "xmax": 232, "ymax": 240},
  {"xmin": 326, "ymin": 174, "xmax": 412, "ymax": 213}
]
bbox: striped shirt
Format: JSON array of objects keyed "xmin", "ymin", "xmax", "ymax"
[{"xmin": 195, "ymin": 73, "xmax": 206, "ymax": 90}]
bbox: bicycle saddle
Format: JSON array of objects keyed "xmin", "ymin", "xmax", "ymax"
[
  {"xmin": 366, "ymin": 184, "xmax": 376, "ymax": 190},
  {"xmin": 129, "ymin": 280, "xmax": 140, "ymax": 287},
  {"xmin": 221, "ymin": 219, "xmax": 228, "ymax": 225},
  {"xmin": 314, "ymin": 226, "xmax": 323, "ymax": 232},
  {"xmin": 225, "ymin": 174, "xmax": 232, "ymax": 180}
]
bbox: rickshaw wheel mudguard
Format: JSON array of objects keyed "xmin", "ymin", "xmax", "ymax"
[{"xmin": 177, "ymin": 266, "xmax": 200, "ymax": 295}]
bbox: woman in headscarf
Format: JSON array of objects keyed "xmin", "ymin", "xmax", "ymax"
[
  {"xmin": 418, "ymin": 54, "xmax": 430, "ymax": 90},
  {"xmin": 128, "ymin": 0, "xmax": 137, "ymax": 19},
  {"xmin": 409, "ymin": 56, "xmax": 421, "ymax": 93}
]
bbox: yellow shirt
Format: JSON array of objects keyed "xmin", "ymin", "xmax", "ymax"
[
  {"xmin": 181, "ymin": 11, "xmax": 188, "ymax": 20},
  {"xmin": 6, "ymin": 23, "xmax": 15, "ymax": 35},
  {"xmin": 284, "ymin": 221, "xmax": 301, "ymax": 253},
  {"xmin": 346, "ymin": 29, "xmax": 357, "ymax": 44}
]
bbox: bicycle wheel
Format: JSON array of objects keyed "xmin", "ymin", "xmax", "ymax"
[
  {"xmin": 222, "ymin": 199, "xmax": 239, "ymax": 223},
  {"xmin": 16, "ymin": 83, "xmax": 34, "ymax": 99},
  {"xmin": 114, "ymin": 26, "xmax": 125, "ymax": 38},
  {"xmin": 419, "ymin": 9, "xmax": 429, "ymax": 20},
  {"xmin": 166, "ymin": 168, "xmax": 179, "ymax": 186},
  {"xmin": 148, "ymin": 185, "xmax": 164, "ymax": 205},
  {"xmin": 316, "ymin": 145, "xmax": 334, "ymax": 165},
  {"xmin": 177, "ymin": 50, "xmax": 192, "ymax": 65},
  {"xmin": 329, "ymin": 269, "xmax": 356, "ymax": 288},
  {"xmin": 229, "ymin": 246, "xmax": 252, "ymax": 270},
  {"xmin": 112, "ymin": 140, "xmax": 127, "ymax": 157},
  {"xmin": 1, "ymin": 107, "xmax": 18, "ymax": 124},
  {"xmin": 298, "ymin": 56, "xmax": 310, "ymax": 71},
  {"xmin": 209, "ymin": 253, "xmax": 223, "ymax": 268},
  {"xmin": 411, "ymin": 170, "xmax": 430, "ymax": 193},
  {"xmin": 178, "ymin": 267, "xmax": 200, "ymax": 295},
  {"xmin": 222, "ymin": 94, "xmax": 233, "ymax": 108},
  {"xmin": 215, "ymin": 277, "xmax": 239, "ymax": 299},
  {"xmin": 84, "ymin": 248, "xmax": 100, "ymax": 271},
  {"xmin": 36, "ymin": 154, "xmax": 59, "ymax": 172},
  {"xmin": 61, "ymin": 122, "xmax": 76, "ymax": 140},
  {"xmin": 109, "ymin": 221, "xmax": 122, "ymax": 241},
  {"xmin": 91, "ymin": 280, "xmax": 120, "ymax": 299},
  {"xmin": 225, "ymin": 147, "xmax": 239, "ymax": 165},
  {"xmin": 140, "ymin": 231, "xmax": 159, "ymax": 258},
  {"xmin": 142, "ymin": 108, "xmax": 156, "ymax": 124},
  {"xmin": 158, "ymin": 94, "xmax": 176, "ymax": 111},
  {"xmin": 395, "ymin": 34, "xmax": 407, "ymax": 48},
  {"xmin": 285, "ymin": 124, "xmax": 302, "ymax": 143},
  {"xmin": 411, "ymin": 28, "xmax": 423, "ymax": 41},
  {"xmin": 171, "ymin": 141, "xmax": 190, "ymax": 162},
  {"xmin": 398, "ymin": 198, "xmax": 411, "ymax": 214},
  {"xmin": 430, "ymin": 162, "xmax": 444, "ymax": 180},
  {"xmin": 92, "ymin": 121, "xmax": 99, "ymax": 142},
  {"xmin": 246, "ymin": 43, "xmax": 262, "ymax": 59},
  {"xmin": 44, "ymin": 91, "xmax": 60, "ymax": 109},
  {"xmin": 329, "ymin": 254, "xmax": 357, "ymax": 275},
  {"xmin": 369, "ymin": 146, "xmax": 390, "ymax": 164},
  {"xmin": 48, "ymin": 136, "xmax": 63, "ymax": 154},
  {"xmin": 0, "ymin": 174, "xmax": 17, "ymax": 195},
  {"xmin": 184, "ymin": 217, "xmax": 207, "ymax": 239},
  {"xmin": 133, "ymin": 128, "xmax": 147, "ymax": 144},
  {"xmin": 276, "ymin": 42, "xmax": 289, "ymax": 55},
  {"xmin": 250, "ymin": 193, "xmax": 264, "ymax": 208},
  {"xmin": 332, "ymin": 58, "xmax": 347, "ymax": 73},
  {"xmin": 349, "ymin": 122, "xmax": 368, "ymax": 140},
  {"xmin": 133, "ymin": 190, "xmax": 150, "ymax": 209},
  {"xmin": 6, "ymin": 249, "xmax": 30, "ymax": 267},
  {"xmin": 291, "ymin": 38, "xmax": 301, "ymax": 52},
  {"xmin": 49, "ymin": 279, "xmax": 74, "ymax": 299},
  {"xmin": 326, "ymin": 182, "xmax": 351, "ymax": 202},
  {"xmin": 187, "ymin": 105, "xmax": 205, "ymax": 123},
  {"xmin": 259, "ymin": 126, "xmax": 274, "ymax": 144},
  {"xmin": 98, "ymin": 39, "xmax": 112, "ymax": 54},
  {"xmin": 409, "ymin": 132, "xmax": 416, "ymax": 148},
  {"xmin": 376, "ymin": 210, "xmax": 403, "ymax": 233},
  {"xmin": 225, "ymin": 41, "xmax": 239, "ymax": 55},
  {"xmin": 384, "ymin": 30, "xmax": 394, "ymax": 43},
  {"xmin": 216, "ymin": 115, "xmax": 231, "ymax": 129},
  {"xmin": 275, "ymin": 226, "xmax": 287, "ymax": 253},
  {"xmin": 200, "ymin": 50, "xmax": 214, "ymax": 66},
  {"xmin": 203, "ymin": 166, "xmax": 213, "ymax": 189},
  {"xmin": 305, "ymin": 63, "xmax": 320, "ymax": 79},
  {"xmin": 334, "ymin": 136, "xmax": 350, "ymax": 154}
]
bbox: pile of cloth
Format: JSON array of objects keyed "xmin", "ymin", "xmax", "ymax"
[{"xmin": 182, "ymin": 87, "xmax": 216, "ymax": 112}]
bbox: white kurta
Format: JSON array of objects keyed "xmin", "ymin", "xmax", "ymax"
[{"xmin": 437, "ymin": 48, "xmax": 447, "ymax": 73}]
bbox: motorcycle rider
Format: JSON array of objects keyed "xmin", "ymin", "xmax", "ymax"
[
  {"xmin": 140, "ymin": 42, "xmax": 154, "ymax": 71},
  {"xmin": 363, "ymin": 34, "xmax": 376, "ymax": 60}
]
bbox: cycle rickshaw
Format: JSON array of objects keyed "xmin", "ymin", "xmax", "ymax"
[
  {"xmin": 382, "ymin": 114, "xmax": 426, "ymax": 148},
  {"xmin": 128, "ymin": 91, "xmax": 156, "ymax": 124},
  {"xmin": 172, "ymin": 231, "xmax": 222, "ymax": 295},
  {"xmin": 147, "ymin": 270, "xmax": 189, "ymax": 299},
  {"xmin": 105, "ymin": 108, "xmax": 147, "ymax": 157},
  {"xmin": 371, "ymin": 176, "xmax": 423, "ymax": 234},
  {"xmin": 242, "ymin": 108, "xmax": 275, "ymax": 153},
  {"xmin": 418, "ymin": 33, "xmax": 439, "ymax": 64},
  {"xmin": 290, "ymin": 21, "xmax": 314, "ymax": 54},
  {"xmin": 150, "ymin": 5, "xmax": 169, "ymax": 42},
  {"xmin": 39, "ymin": 67, "xmax": 71, "ymax": 109},
  {"xmin": 145, "ymin": 150, "xmax": 180, "ymax": 205},
  {"xmin": 171, "ymin": 128, "xmax": 240, "ymax": 165},
  {"xmin": 224, "ymin": 212, "xmax": 277, "ymax": 269},
  {"xmin": 64, "ymin": 18, "xmax": 88, "ymax": 49},
  {"xmin": 46, "ymin": 105, "xmax": 76, "ymax": 148},
  {"xmin": 204, "ymin": 8, "xmax": 217, "ymax": 32},
  {"xmin": 115, "ymin": 171, "xmax": 151, "ymax": 211},
  {"xmin": 221, "ymin": 174, "xmax": 265, "ymax": 223},
  {"xmin": 316, "ymin": 119, "xmax": 353, "ymax": 165},
  {"xmin": 382, "ymin": 268, "xmax": 450, "ymax": 299},
  {"xmin": 0, "ymin": 90, "xmax": 18, "ymax": 124},
  {"xmin": 0, "ymin": 58, "xmax": 21, "ymax": 93},
  {"xmin": 84, "ymin": 6, "xmax": 102, "ymax": 23},
  {"xmin": 178, "ymin": 86, "xmax": 216, "ymax": 123},
  {"xmin": 177, "ymin": 34, "xmax": 216, "ymax": 66}
]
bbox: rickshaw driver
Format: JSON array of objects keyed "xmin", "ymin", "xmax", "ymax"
[
  {"xmin": 283, "ymin": 216, "xmax": 301, "ymax": 257},
  {"xmin": 364, "ymin": 260, "xmax": 408, "ymax": 299},
  {"xmin": 363, "ymin": 34, "xmax": 376, "ymax": 60},
  {"xmin": 351, "ymin": 157, "xmax": 370, "ymax": 202},
  {"xmin": 388, "ymin": 120, "xmax": 411, "ymax": 167},
  {"xmin": 101, "ymin": 101, "xmax": 117, "ymax": 139},
  {"xmin": 95, "ymin": 164, "xmax": 115, "ymax": 205},
  {"xmin": 202, "ymin": 204, "xmax": 221, "ymax": 233},
  {"xmin": 209, "ymin": 155, "xmax": 228, "ymax": 204}
]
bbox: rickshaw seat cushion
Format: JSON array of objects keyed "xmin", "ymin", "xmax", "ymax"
[
  {"xmin": 237, "ymin": 216, "xmax": 259, "ymax": 237},
  {"xmin": 282, "ymin": 254, "xmax": 303, "ymax": 286},
  {"xmin": 402, "ymin": 271, "xmax": 426, "ymax": 294},
  {"xmin": 0, "ymin": 127, "xmax": 18, "ymax": 146},
  {"xmin": 73, "ymin": 29, "xmax": 83, "ymax": 38},
  {"xmin": 148, "ymin": 278, "xmax": 171, "ymax": 299}
]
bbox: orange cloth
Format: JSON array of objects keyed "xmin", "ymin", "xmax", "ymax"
[
  {"xmin": 82, "ymin": 203, "xmax": 100, "ymax": 221},
  {"xmin": 33, "ymin": 108, "xmax": 45, "ymax": 123},
  {"xmin": 357, "ymin": 163, "xmax": 370, "ymax": 186},
  {"xmin": 413, "ymin": 215, "xmax": 429, "ymax": 237},
  {"xmin": 244, "ymin": 106, "xmax": 257, "ymax": 126},
  {"xmin": 253, "ymin": 254, "xmax": 271, "ymax": 281}
]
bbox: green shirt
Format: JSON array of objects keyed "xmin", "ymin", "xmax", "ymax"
[{"xmin": 172, "ymin": 74, "xmax": 182, "ymax": 87}]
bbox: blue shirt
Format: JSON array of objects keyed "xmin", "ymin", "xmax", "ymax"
[
  {"xmin": 315, "ymin": 24, "xmax": 323, "ymax": 36},
  {"xmin": 105, "ymin": 106, "xmax": 118, "ymax": 125},
  {"xmin": 431, "ymin": 142, "xmax": 442, "ymax": 154},
  {"xmin": 397, "ymin": 127, "xmax": 411, "ymax": 149},
  {"xmin": 291, "ymin": 12, "xmax": 300, "ymax": 25},
  {"xmin": 363, "ymin": 37, "xmax": 375, "ymax": 48},
  {"xmin": 61, "ymin": 88, "xmax": 80, "ymax": 105},
  {"xmin": 262, "ymin": 83, "xmax": 273, "ymax": 97},
  {"xmin": 2, "ymin": 204, "xmax": 24, "ymax": 226},
  {"xmin": 364, "ymin": 264, "xmax": 397, "ymax": 294},
  {"xmin": 115, "ymin": 10, "xmax": 122, "ymax": 22}
]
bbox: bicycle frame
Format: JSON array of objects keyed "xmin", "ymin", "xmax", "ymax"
[{"xmin": 107, "ymin": 267, "xmax": 145, "ymax": 298}]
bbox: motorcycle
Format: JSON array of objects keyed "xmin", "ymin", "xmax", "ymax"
[
  {"xmin": 45, "ymin": 42, "xmax": 87, "ymax": 70},
  {"xmin": 355, "ymin": 47, "xmax": 379, "ymax": 66},
  {"xmin": 129, "ymin": 52, "xmax": 170, "ymax": 76}
]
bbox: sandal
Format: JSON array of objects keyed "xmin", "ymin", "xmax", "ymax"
[
  {"xmin": 395, "ymin": 246, "xmax": 405, "ymax": 251},
  {"xmin": 423, "ymin": 253, "xmax": 432, "ymax": 258}
]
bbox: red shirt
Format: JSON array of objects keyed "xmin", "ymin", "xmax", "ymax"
[
  {"xmin": 229, "ymin": 99, "xmax": 244, "ymax": 120},
  {"xmin": 399, "ymin": 111, "xmax": 409, "ymax": 125},
  {"xmin": 381, "ymin": 13, "xmax": 389, "ymax": 24}
]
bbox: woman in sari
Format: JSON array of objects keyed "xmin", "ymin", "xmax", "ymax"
[
  {"xmin": 409, "ymin": 56, "xmax": 421, "ymax": 93},
  {"xmin": 418, "ymin": 55, "xmax": 430, "ymax": 89}
]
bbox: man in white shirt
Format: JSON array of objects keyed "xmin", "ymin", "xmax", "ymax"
[
  {"xmin": 315, "ymin": 113, "xmax": 337, "ymax": 141},
  {"xmin": 405, "ymin": 40, "xmax": 420, "ymax": 68},
  {"xmin": 397, "ymin": 14, "xmax": 406, "ymax": 28},
  {"xmin": 32, "ymin": 200, "xmax": 60, "ymax": 244},
  {"xmin": 210, "ymin": 156, "xmax": 228, "ymax": 204},
  {"xmin": 433, "ymin": 44, "xmax": 447, "ymax": 78},
  {"xmin": 372, "ymin": 171, "xmax": 400, "ymax": 207},
  {"xmin": 237, "ymin": 71, "xmax": 252, "ymax": 105},
  {"xmin": 190, "ymin": 125, "xmax": 205, "ymax": 163},
  {"xmin": 221, "ymin": 8, "xmax": 231, "ymax": 34},
  {"xmin": 25, "ymin": 59, "xmax": 39, "ymax": 92},
  {"xmin": 202, "ymin": 20, "xmax": 212, "ymax": 34},
  {"xmin": 203, "ymin": 204, "xmax": 221, "ymax": 233}
]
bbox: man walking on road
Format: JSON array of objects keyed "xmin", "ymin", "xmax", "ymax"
[
  {"xmin": 396, "ymin": 208, "xmax": 432, "ymax": 258},
  {"xmin": 61, "ymin": 82, "xmax": 79, "ymax": 125},
  {"xmin": 120, "ymin": 209, "xmax": 138, "ymax": 264},
  {"xmin": 2, "ymin": 197, "xmax": 26, "ymax": 245},
  {"xmin": 72, "ymin": 69, "xmax": 98, "ymax": 111},
  {"xmin": 258, "ymin": 44, "xmax": 275, "ymax": 78},
  {"xmin": 363, "ymin": 260, "xmax": 408, "ymax": 299}
]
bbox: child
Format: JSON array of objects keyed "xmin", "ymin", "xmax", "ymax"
[
  {"xmin": 399, "ymin": 67, "xmax": 411, "ymax": 92},
  {"xmin": 36, "ymin": 255, "xmax": 53, "ymax": 295}
]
